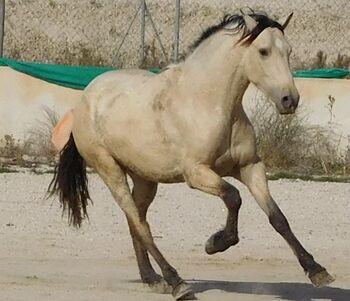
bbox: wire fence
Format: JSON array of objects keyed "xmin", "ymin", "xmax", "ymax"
[{"xmin": 2, "ymin": 0, "xmax": 350, "ymax": 70}]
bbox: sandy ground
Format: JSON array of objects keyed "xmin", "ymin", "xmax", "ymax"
[{"xmin": 0, "ymin": 173, "xmax": 349, "ymax": 301}]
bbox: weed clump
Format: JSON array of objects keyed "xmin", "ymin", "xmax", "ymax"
[{"xmin": 249, "ymin": 94, "xmax": 350, "ymax": 176}]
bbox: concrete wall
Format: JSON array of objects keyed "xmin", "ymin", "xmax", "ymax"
[
  {"xmin": 0, "ymin": 67, "xmax": 349, "ymax": 149},
  {"xmin": 0, "ymin": 67, "xmax": 81, "ymax": 142}
]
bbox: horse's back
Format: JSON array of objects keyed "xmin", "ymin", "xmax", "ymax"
[
  {"xmin": 86, "ymin": 69, "xmax": 155, "ymax": 97},
  {"xmin": 82, "ymin": 69, "xmax": 157, "ymax": 126}
]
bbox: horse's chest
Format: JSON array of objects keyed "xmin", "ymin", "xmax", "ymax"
[
  {"xmin": 195, "ymin": 123, "xmax": 232, "ymax": 159},
  {"xmin": 230, "ymin": 143, "xmax": 255, "ymax": 167},
  {"xmin": 229, "ymin": 122, "xmax": 257, "ymax": 166}
]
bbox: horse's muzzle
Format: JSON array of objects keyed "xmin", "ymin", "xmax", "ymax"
[{"xmin": 278, "ymin": 94, "xmax": 300, "ymax": 114}]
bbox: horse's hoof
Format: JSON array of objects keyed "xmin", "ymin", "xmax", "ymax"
[
  {"xmin": 205, "ymin": 230, "xmax": 239, "ymax": 255},
  {"xmin": 172, "ymin": 281, "xmax": 196, "ymax": 300},
  {"xmin": 148, "ymin": 277, "xmax": 173, "ymax": 294},
  {"xmin": 309, "ymin": 269, "xmax": 335, "ymax": 288}
]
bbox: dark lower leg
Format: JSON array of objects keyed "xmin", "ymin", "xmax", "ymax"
[
  {"xmin": 130, "ymin": 219, "xmax": 194, "ymax": 300},
  {"xmin": 128, "ymin": 178, "xmax": 163, "ymax": 284},
  {"xmin": 239, "ymin": 161, "xmax": 334, "ymax": 288},
  {"xmin": 269, "ymin": 207, "xmax": 334, "ymax": 285},
  {"xmin": 222, "ymin": 183, "xmax": 242, "ymax": 236},
  {"xmin": 128, "ymin": 220, "xmax": 162, "ymax": 284},
  {"xmin": 131, "ymin": 219, "xmax": 182, "ymax": 286},
  {"xmin": 130, "ymin": 176, "xmax": 194, "ymax": 299},
  {"xmin": 183, "ymin": 165, "xmax": 243, "ymax": 255},
  {"xmin": 205, "ymin": 183, "xmax": 242, "ymax": 254}
]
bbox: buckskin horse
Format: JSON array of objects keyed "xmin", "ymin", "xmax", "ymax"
[{"xmin": 49, "ymin": 11, "xmax": 334, "ymax": 300}]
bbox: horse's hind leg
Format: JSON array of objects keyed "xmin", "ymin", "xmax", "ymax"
[
  {"xmin": 90, "ymin": 152, "xmax": 194, "ymax": 300},
  {"xmin": 185, "ymin": 164, "xmax": 242, "ymax": 255},
  {"xmin": 127, "ymin": 175, "xmax": 171, "ymax": 293},
  {"xmin": 238, "ymin": 160, "xmax": 335, "ymax": 288}
]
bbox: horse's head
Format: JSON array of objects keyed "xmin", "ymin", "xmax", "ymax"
[{"xmin": 241, "ymin": 13, "xmax": 299, "ymax": 114}]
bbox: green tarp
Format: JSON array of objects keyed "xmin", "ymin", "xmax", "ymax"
[
  {"xmin": 0, "ymin": 57, "xmax": 348, "ymax": 90},
  {"xmin": 0, "ymin": 57, "xmax": 161, "ymax": 90},
  {"xmin": 293, "ymin": 68, "xmax": 350, "ymax": 79}
]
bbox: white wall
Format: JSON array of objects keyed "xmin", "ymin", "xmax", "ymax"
[
  {"xmin": 0, "ymin": 67, "xmax": 81, "ymax": 142},
  {"xmin": 0, "ymin": 67, "xmax": 349, "ymax": 148}
]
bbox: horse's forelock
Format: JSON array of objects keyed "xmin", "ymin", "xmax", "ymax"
[{"xmin": 240, "ymin": 14, "xmax": 285, "ymax": 46}]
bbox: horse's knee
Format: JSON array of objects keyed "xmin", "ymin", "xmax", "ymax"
[
  {"xmin": 222, "ymin": 183, "xmax": 242, "ymax": 210},
  {"xmin": 269, "ymin": 211, "xmax": 291, "ymax": 235}
]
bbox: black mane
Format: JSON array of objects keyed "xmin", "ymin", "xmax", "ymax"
[{"xmin": 192, "ymin": 11, "xmax": 284, "ymax": 50}]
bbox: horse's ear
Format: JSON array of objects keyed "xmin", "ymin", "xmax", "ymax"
[
  {"xmin": 243, "ymin": 14, "xmax": 258, "ymax": 32},
  {"xmin": 282, "ymin": 12, "xmax": 294, "ymax": 29}
]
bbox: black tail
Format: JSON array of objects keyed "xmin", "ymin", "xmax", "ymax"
[{"xmin": 48, "ymin": 133, "xmax": 90, "ymax": 228}]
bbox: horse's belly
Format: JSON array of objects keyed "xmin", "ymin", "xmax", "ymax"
[
  {"xmin": 110, "ymin": 140, "xmax": 185, "ymax": 183},
  {"xmin": 122, "ymin": 157, "xmax": 185, "ymax": 183},
  {"xmin": 101, "ymin": 114, "xmax": 185, "ymax": 183}
]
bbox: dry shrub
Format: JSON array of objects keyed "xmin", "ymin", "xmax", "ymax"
[
  {"xmin": 296, "ymin": 50, "xmax": 350, "ymax": 71},
  {"xmin": 24, "ymin": 106, "xmax": 59, "ymax": 162},
  {"xmin": 139, "ymin": 39, "xmax": 168, "ymax": 69},
  {"xmin": 345, "ymin": 137, "xmax": 350, "ymax": 168},
  {"xmin": 333, "ymin": 53, "xmax": 350, "ymax": 69},
  {"xmin": 0, "ymin": 134, "xmax": 23, "ymax": 159},
  {"xmin": 0, "ymin": 106, "xmax": 59, "ymax": 166},
  {"xmin": 249, "ymin": 95, "xmax": 349, "ymax": 175},
  {"xmin": 313, "ymin": 50, "xmax": 328, "ymax": 69}
]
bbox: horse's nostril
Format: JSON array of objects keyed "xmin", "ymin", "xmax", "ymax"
[
  {"xmin": 281, "ymin": 95, "xmax": 293, "ymax": 109},
  {"xmin": 282, "ymin": 96, "xmax": 290, "ymax": 103}
]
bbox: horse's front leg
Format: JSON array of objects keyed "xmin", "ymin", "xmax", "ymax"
[
  {"xmin": 185, "ymin": 164, "xmax": 242, "ymax": 254},
  {"xmin": 238, "ymin": 160, "xmax": 335, "ymax": 288}
]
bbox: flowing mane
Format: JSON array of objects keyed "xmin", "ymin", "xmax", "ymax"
[{"xmin": 192, "ymin": 11, "xmax": 284, "ymax": 50}]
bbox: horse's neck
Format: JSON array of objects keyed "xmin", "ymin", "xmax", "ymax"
[{"xmin": 181, "ymin": 32, "xmax": 249, "ymax": 114}]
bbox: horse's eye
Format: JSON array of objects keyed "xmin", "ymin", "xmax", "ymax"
[{"xmin": 259, "ymin": 49, "xmax": 269, "ymax": 56}]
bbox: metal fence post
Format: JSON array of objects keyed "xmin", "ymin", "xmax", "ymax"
[
  {"xmin": 0, "ymin": 0, "xmax": 5, "ymax": 57},
  {"xmin": 174, "ymin": 0, "xmax": 181, "ymax": 63},
  {"xmin": 140, "ymin": 0, "xmax": 146, "ymax": 65}
]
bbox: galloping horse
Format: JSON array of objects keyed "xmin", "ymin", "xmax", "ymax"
[{"xmin": 49, "ymin": 11, "xmax": 334, "ymax": 300}]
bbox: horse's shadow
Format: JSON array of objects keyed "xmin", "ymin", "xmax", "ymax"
[{"xmin": 190, "ymin": 280, "xmax": 350, "ymax": 301}]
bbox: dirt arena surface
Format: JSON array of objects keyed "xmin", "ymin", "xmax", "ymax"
[{"xmin": 0, "ymin": 173, "xmax": 349, "ymax": 300}]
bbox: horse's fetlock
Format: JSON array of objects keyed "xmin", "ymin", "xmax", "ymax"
[{"xmin": 162, "ymin": 266, "xmax": 180, "ymax": 286}]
